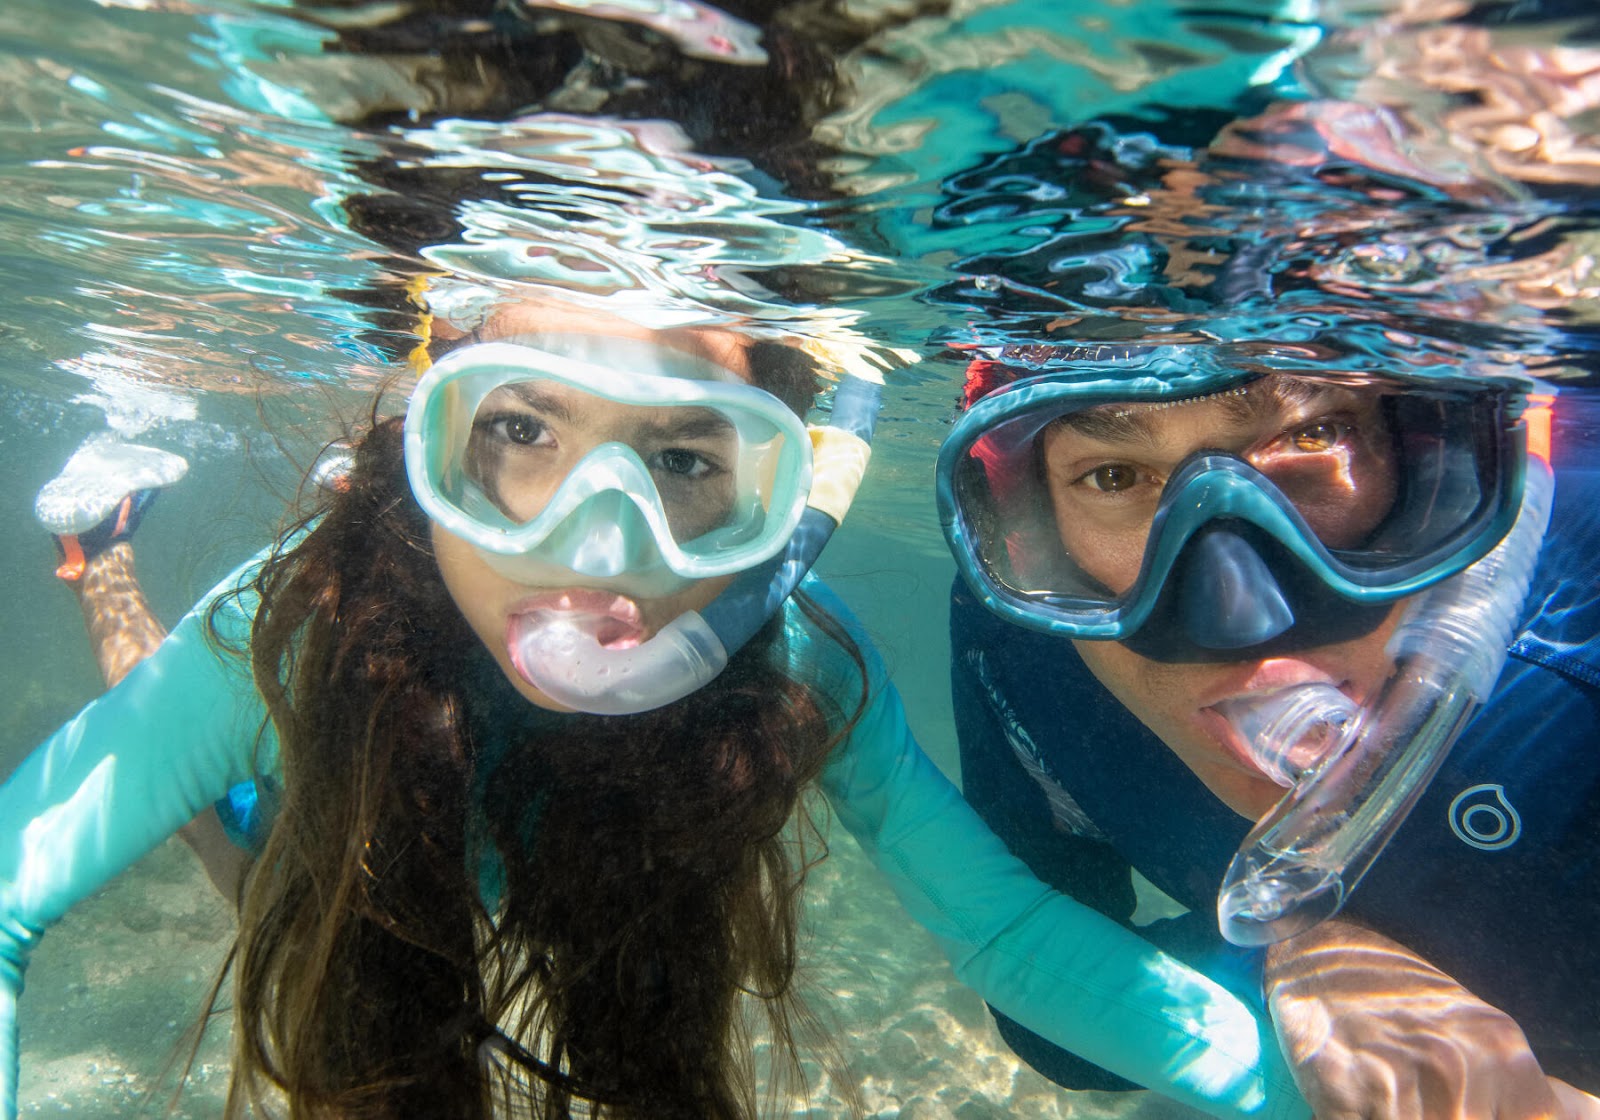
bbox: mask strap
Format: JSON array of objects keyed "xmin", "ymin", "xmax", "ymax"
[{"xmin": 1526, "ymin": 392, "xmax": 1553, "ymax": 465}]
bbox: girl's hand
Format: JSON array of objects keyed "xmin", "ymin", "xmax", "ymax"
[{"xmin": 1265, "ymin": 919, "xmax": 1591, "ymax": 1119}]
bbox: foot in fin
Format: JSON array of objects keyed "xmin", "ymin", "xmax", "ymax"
[{"xmin": 36, "ymin": 435, "xmax": 188, "ymax": 580}]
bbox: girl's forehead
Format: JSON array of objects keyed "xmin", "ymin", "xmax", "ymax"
[{"xmin": 475, "ymin": 303, "xmax": 756, "ymax": 382}]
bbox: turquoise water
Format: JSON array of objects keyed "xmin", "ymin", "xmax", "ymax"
[{"xmin": 2, "ymin": 0, "xmax": 1597, "ymax": 1115}]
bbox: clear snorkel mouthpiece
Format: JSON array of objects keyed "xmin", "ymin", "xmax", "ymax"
[
  {"xmin": 1212, "ymin": 683, "xmax": 1359, "ymax": 791},
  {"xmin": 508, "ymin": 607, "xmax": 729, "ymax": 716},
  {"xmin": 1216, "ymin": 452, "xmax": 1555, "ymax": 945}
]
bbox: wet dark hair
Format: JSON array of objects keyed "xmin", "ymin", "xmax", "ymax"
[{"xmin": 195, "ymin": 7, "xmax": 884, "ymax": 1111}]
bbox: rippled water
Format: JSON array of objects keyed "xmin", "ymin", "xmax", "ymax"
[{"xmin": 3, "ymin": 0, "xmax": 1598, "ymax": 1115}]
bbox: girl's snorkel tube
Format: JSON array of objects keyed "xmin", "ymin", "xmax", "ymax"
[{"xmin": 1216, "ymin": 415, "xmax": 1555, "ymax": 946}]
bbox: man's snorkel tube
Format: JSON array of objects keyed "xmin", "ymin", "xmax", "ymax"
[
  {"xmin": 1216, "ymin": 397, "xmax": 1556, "ymax": 945},
  {"xmin": 507, "ymin": 372, "xmax": 881, "ymax": 715}
]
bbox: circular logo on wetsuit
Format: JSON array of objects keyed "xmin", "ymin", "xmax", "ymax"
[{"xmin": 1447, "ymin": 783, "xmax": 1522, "ymax": 851}]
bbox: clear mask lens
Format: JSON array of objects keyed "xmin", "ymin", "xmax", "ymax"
[
  {"xmin": 456, "ymin": 381, "xmax": 783, "ymax": 548},
  {"xmin": 407, "ymin": 339, "xmax": 812, "ymax": 583}
]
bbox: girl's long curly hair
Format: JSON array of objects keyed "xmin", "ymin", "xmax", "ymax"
[{"xmin": 209, "ymin": 343, "xmax": 867, "ymax": 1118}]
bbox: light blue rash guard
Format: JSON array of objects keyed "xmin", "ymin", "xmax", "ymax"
[{"xmin": 0, "ymin": 552, "xmax": 1308, "ymax": 1120}]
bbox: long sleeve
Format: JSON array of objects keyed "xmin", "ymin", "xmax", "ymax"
[
  {"xmin": 802, "ymin": 578, "xmax": 1309, "ymax": 1120},
  {"xmin": 0, "ymin": 556, "xmax": 274, "ymax": 1120}
]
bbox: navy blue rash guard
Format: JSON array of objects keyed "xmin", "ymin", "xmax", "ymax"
[{"xmin": 952, "ymin": 447, "xmax": 1600, "ymax": 1090}]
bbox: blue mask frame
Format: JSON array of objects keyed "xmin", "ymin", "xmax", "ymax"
[{"xmin": 937, "ymin": 360, "xmax": 1531, "ymax": 642}]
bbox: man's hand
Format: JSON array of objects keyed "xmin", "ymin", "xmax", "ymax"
[{"xmin": 1265, "ymin": 920, "xmax": 1600, "ymax": 1119}]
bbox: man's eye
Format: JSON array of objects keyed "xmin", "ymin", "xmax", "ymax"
[
  {"xmin": 1290, "ymin": 421, "xmax": 1345, "ymax": 452},
  {"xmin": 1082, "ymin": 463, "xmax": 1140, "ymax": 492}
]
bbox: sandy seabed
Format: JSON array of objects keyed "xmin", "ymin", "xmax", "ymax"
[{"xmin": 17, "ymin": 825, "xmax": 1206, "ymax": 1120}]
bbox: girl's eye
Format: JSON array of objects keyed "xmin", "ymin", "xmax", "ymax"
[
  {"xmin": 1289, "ymin": 420, "xmax": 1346, "ymax": 453},
  {"xmin": 486, "ymin": 413, "xmax": 547, "ymax": 447},
  {"xmin": 1081, "ymin": 463, "xmax": 1141, "ymax": 493},
  {"xmin": 653, "ymin": 448, "xmax": 713, "ymax": 478}
]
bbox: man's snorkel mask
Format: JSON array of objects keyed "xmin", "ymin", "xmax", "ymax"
[
  {"xmin": 406, "ymin": 332, "xmax": 881, "ymax": 716},
  {"xmin": 938, "ymin": 343, "xmax": 1555, "ymax": 944}
]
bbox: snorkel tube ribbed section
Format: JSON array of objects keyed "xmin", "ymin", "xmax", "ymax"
[{"xmin": 1217, "ymin": 450, "xmax": 1555, "ymax": 946}]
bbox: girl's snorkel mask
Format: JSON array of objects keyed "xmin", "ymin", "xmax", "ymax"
[
  {"xmin": 937, "ymin": 344, "xmax": 1554, "ymax": 944},
  {"xmin": 406, "ymin": 333, "xmax": 880, "ymax": 715}
]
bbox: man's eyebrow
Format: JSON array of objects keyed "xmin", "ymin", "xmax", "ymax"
[
  {"xmin": 1219, "ymin": 376, "xmax": 1331, "ymax": 423},
  {"xmin": 1051, "ymin": 406, "xmax": 1161, "ymax": 447}
]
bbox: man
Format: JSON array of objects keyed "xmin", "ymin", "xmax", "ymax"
[{"xmin": 940, "ymin": 339, "xmax": 1600, "ymax": 1118}]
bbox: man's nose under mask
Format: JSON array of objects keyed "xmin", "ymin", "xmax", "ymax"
[{"xmin": 1118, "ymin": 520, "xmax": 1395, "ymax": 664}]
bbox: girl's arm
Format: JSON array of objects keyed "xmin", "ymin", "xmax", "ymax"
[
  {"xmin": 801, "ymin": 579, "xmax": 1309, "ymax": 1120},
  {"xmin": 0, "ymin": 557, "xmax": 273, "ymax": 1120}
]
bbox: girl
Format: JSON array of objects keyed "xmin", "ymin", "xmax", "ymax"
[{"xmin": 1, "ymin": 304, "xmax": 1306, "ymax": 1120}]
